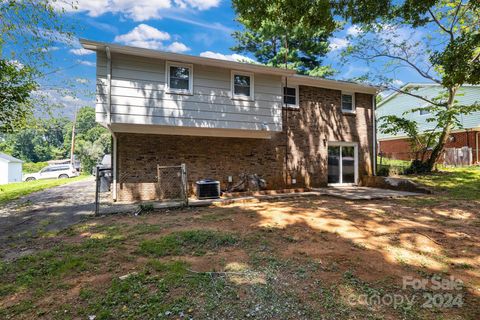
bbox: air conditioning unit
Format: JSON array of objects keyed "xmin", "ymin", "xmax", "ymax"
[{"xmin": 196, "ymin": 179, "xmax": 221, "ymax": 199}]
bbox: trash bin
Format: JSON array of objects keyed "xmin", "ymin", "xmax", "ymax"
[{"xmin": 99, "ymin": 169, "xmax": 112, "ymax": 192}]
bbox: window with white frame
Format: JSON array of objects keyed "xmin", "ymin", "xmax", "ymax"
[
  {"xmin": 166, "ymin": 61, "xmax": 193, "ymax": 94},
  {"xmin": 341, "ymin": 92, "xmax": 355, "ymax": 112},
  {"xmin": 231, "ymin": 71, "xmax": 253, "ymax": 99},
  {"xmin": 283, "ymin": 86, "xmax": 299, "ymax": 107}
]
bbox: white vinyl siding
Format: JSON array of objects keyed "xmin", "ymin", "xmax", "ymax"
[
  {"xmin": 377, "ymin": 86, "xmax": 480, "ymax": 139},
  {"xmin": 96, "ymin": 52, "xmax": 282, "ymax": 132}
]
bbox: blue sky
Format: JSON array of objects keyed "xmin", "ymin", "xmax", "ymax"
[{"xmin": 40, "ymin": 0, "xmax": 428, "ymax": 116}]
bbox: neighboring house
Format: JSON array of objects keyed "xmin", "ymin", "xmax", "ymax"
[
  {"xmin": 377, "ymin": 83, "xmax": 480, "ymax": 162},
  {"xmin": 0, "ymin": 153, "xmax": 23, "ymax": 185},
  {"xmin": 81, "ymin": 39, "xmax": 378, "ymax": 202}
]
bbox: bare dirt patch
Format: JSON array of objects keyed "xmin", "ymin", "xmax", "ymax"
[{"xmin": 1, "ymin": 194, "xmax": 479, "ymax": 319}]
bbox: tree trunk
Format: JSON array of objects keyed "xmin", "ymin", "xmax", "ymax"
[{"xmin": 425, "ymin": 86, "xmax": 458, "ymax": 170}]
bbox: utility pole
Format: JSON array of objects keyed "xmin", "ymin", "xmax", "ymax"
[{"xmin": 70, "ymin": 109, "xmax": 77, "ymax": 167}]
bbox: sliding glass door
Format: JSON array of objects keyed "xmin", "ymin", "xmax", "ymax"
[{"xmin": 328, "ymin": 143, "xmax": 358, "ymax": 185}]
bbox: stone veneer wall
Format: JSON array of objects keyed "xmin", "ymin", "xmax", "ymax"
[{"xmin": 116, "ymin": 86, "xmax": 374, "ymax": 201}]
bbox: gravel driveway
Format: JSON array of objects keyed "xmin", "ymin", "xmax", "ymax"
[{"xmin": 0, "ymin": 177, "xmax": 96, "ymax": 259}]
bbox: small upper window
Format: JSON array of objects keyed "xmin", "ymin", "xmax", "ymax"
[
  {"xmin": 283, "ymin": 86, "xmax": 298, "ymax": 107},
  {"xmin": 166, "ymin": 62, "xmax": 193, "ymax": 94},
  {"xmin": 341, "ymin": 93, "xmax": 355, "ymax": 112},
  {"xmin": 231, "ymin": 71, "xmax": 253, "ymax": 99}
]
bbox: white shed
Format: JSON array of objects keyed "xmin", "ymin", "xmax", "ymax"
[{"xmin": 0, "ymin": 153, "xmax": 23, "ymax": 185}]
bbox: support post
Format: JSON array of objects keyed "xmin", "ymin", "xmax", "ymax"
[
  {"xmin": 95, "ymin": 166, "xmax": 100, "ymax": 216},
  {"xmin": 181, "ymin": 163, "xmax": 188, "ymax": 206}
]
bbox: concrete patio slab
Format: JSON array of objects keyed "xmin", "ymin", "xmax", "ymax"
[{"xmin": 312, "ymin": 186, "xmax": 423, "ymax": 200}]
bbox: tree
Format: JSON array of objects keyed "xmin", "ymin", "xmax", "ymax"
[
  {"xmin": 339, "ymin": 0, "xmax": 480, "ymax": 171},
  {"xmin": 232, "ymin": 0, "xmax": 337, "ymax": 76},
  {"xmin": 233, "ymin": 0, "xmax": 480, "ymax": 171},
  {"xmin": 0, "ymin": 60, "xmax": 37, "ymax": 132},
  {"xmin": 0, "ymin": 117, "xmax": 70, "ymax": 162},
  {"xmin": 70, "ymin": 107, "xmax": 110, "ymax": 173},
  {"xmin": 0, "ymin": 0, "xmax": 74, "ymax": 133}
]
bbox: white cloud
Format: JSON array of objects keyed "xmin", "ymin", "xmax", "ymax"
[
  {"xmin": 115, "ymin": 23, "xmax": 170, "ymax": 46},
  {"xmin": 199, "ymin": 51, "xmax": 255, "ymax": 63},
  {"xmin": 78, "ymin": 60, "xmax": 95, "ymax": 67},
  {"xmin": 70, "ymin": 48, "xmax": 94, "ymax": 56},
  {"xmin": 41, "ymin": 46, "xmax": 60, "ymax": 52},
  {"xmin": 392, "ymin": 79, "xmax": 405, "ymax": 87},
  {"xmin": 329, "ymin": 38, "xmax": 349, "ymax": 51},
  {"xmin": 55, "ymin": 0, "xmax": 220, "ymax": 21},
  {"xmin": 76, "ymin": 78, "xmax": 89, "ymax": 84},
  {"xmin": 347, "ymin": 25, "xmax": 362, "ymax": 36},
  {"xmin": 175, "ymin": 0, "xmax": 221, "ymax": 10},
  {"xmin": 114, "ymin": 24, "xmax": 189, "ymax": 52},
  {"xmin": 35, "ymin": 90, "xmax": 94, "ymax": 108},
  {"xmin": 165, "ymin": 42, "xmax": 190, "ymax": 53},
  {"xmin": 341, "ymin": 65, "xmax": 370, "ymax": 79}
]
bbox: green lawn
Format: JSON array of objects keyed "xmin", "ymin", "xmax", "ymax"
[
  {"xmin": 0, "ymin": 175, "xmax": 90, "ymax": 204},
  {"xmin": 410, "ymin": 166, "xmax": 480, "ymax": 200}
]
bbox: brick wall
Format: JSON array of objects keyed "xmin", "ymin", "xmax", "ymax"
[
  {"xmin": 379, "ymin": 130, "xmax": 480, "ymax": 162},
  {"xmin": 116, "ymin": 86, "xmax": 374, "ymax": 201}
]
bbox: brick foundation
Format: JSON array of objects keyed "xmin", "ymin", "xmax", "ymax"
[
  {"xmin": 379, "ymin": 130, "xmax": 480, "ymax": 163},
  {"xmin": 116, "ymin": 86, "xmax": 374, "ymax": 201}
]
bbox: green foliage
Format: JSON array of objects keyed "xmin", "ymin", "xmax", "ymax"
[
  {"xmin": 341, "ymin": 0, "xmax": 480, "ymax": 170},
  {"xmin": 0, "ymin": 107, "xmax": 110, "ymax": 173},
  {"xmin": 0, "ymin": 117, "xmax": 70, "ymax": 162},
  {"xmin": 0, "ymin": 60, "xmax": 38, "ymax": 133},
  {"xmin": 0, "ymin": 0, "xmax": 74, "ymax": 70},
  {"xmin": 22, "ymin": 161, "xmax": 49, "ymax": 173},
  {"xmin": 73, "ymin": 107, "xmax": 110, "ymax": 173},
  {"xmin": 139, "ymin": 230, "xmax": 238, "ymax": 257},
  {"xmin": 232, "ymin": 0, "xmax": 337, "ymax": 76},
  {"xmin": 0, "ymin": 0, "xmax": 74, "ymax": 133}
]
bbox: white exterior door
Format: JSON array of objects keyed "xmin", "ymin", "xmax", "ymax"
[{"xmin": 328, "ymin": 142, "xmax": 358, "ymax": 185}]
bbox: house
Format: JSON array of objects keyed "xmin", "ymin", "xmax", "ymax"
[
  {"xmin": 0, "ymin": 153, "xmax": 23, "ymax": 185},
  {"xmin": 377, "ymin": 83, "xmax": 480, "ymax": 163},
  {"xmin": 81, "ymin": 39, "xmax": 378, "ymax": 202}
]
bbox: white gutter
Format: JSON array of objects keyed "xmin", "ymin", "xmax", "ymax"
[
  {"xmin": 104, "ymin": 46, "xmax": 117, "ymax": 201},
  {"xmin": 372, "ymin": 95, "xmax": 377, "ymax": 175}
]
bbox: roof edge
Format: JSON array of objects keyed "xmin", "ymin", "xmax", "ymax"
[
  {"xmin": 290, "ymin": 74, "xmax": 379, "ymax": 94},
  {"xmin": 80, "ymin": 39, "xmax": 296, "ymax": 77}
]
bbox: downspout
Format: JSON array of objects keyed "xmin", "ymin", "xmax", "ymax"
[
  {"xmin": 476, "ymin": 131, "xmax": 479, "ymax": 164},
  {"xmin": 105, "ymin": 46, "xmax": 117, "ymax": 201},
  {"xmin": 372, "ymin": 95, "xmax": 377, "ymax": 176}
]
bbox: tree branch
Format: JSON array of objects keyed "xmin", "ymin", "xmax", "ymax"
[
  {"xmin": 385, "ymin": 86, "xmax": 442, "ymax": 106},
  {"xmin": 427, "ymin": 8, "xmax": 454, "ymax": 42},
  {"xmin": 355, "ymin": 52, "xmax": 441, "ymax": 84}
]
